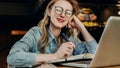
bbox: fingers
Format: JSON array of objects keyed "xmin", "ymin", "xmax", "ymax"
[
  {"xmin": 67, "ymin": 42, "xmax": 75, "ymax": 49},
  {"xmin": 68, "ymin": 16, "xmax": 75, "ymax": 28},
  {"xmin": 55, "ymin": 42, "xmax": 75, "ymax": 59},
  {"xmin": 68, "ymin": 15, "xmax": 84, "ymax": 30},
  {"xmin": 63, "ymin": 48, "xmax": 72, "ymax": 58},
  {"xmin": 68, "ymin": 15, "xmax": 79, "ymax": 28},
  {"xmin": 63, "ymin": 42, "xmax": 75, "ymax": 57}
]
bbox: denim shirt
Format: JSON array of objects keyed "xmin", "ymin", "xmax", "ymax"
[{"xmin": 7, "ymin": 26, "xmax": 98, "ymax": 67}]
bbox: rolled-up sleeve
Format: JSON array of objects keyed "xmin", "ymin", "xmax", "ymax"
[
  {"xmin": 86, "ymin": 40, "xmax": 98, "ymax": 54},
  {"xmin": 71, "ymin": 37, "xmax": 98, "ymax": 55},
  {"xmin": 7, "ymin": 27, "xmax": 40, "ymax": 66}
]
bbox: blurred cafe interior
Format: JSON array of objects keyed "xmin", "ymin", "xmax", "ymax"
[{"xmin": 0, "ymin": 0, "xmax": 120, "ymax": 67}]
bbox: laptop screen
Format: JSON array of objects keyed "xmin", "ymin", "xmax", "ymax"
[{"xmin": 90, "ymin": 16, "xmax": 120, "ymax": 67}]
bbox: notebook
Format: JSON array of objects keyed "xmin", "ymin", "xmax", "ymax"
[
  {"xmin": 46, "ymin": 53, "xmax": 93, "ymax": 68},
  {"xmin": 90, "ymin": 16, "xmax": 120, "ymax": 67},
  {"xmin": 46, "ymin": 53, "xmax": 93, "ymax": 64}
]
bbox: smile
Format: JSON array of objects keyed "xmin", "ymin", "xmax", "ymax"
[{"xmin": 57, "ymin": 18, "xmax": 65, "ymax": 23}]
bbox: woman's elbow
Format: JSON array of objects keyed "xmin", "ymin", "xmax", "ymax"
[{"xmin": 7, "ymin": 55, "xmax": 14, "ymax": 65}]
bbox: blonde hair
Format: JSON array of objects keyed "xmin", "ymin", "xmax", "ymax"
[{"xmin": 37, "ymin": 0, "xmax": 79, "ymax": 53}]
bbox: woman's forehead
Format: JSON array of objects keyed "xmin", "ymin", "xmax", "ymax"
[{"xmin": 53, "ymin": 0, "xmax": 73, "ymax": 10}]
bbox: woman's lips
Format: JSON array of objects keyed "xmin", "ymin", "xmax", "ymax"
[{"xmin": 57, "ymin": 18, "xmax": 65, "ymax": 23}]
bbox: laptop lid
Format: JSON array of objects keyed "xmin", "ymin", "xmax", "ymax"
[{"xmin": 90, "ymin": 16, "xmax": 120, "ymax": 67}]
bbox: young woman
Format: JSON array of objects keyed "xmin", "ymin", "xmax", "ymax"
[{"xmin": 7, "ymin": 0, "xmax": 97, "ymax": 67}]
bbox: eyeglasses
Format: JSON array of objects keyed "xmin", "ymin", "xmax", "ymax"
[{"xmin": 54, "ymin": 6, "xmax": 73, "ymax": 18}]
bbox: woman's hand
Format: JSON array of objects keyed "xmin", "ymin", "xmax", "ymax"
[
  {"xmin": 67, "ymin": 15, "xmax": 84, "ymax": 30},
  {"xmin": 54, "ymin": 42, "xmax": 75, "ymax": 59},
  {"xmin": 68, "ymin": 15, "xmax": 95, "ymax": 41}
]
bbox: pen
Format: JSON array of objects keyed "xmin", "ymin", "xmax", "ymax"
[
  {"xmin": 61, "ymin": 33, "xmax": 70, "ymax": 62},
  {"xmin": 61, "ymin": 33, "xmax": 77, "ymax": 61},
  {"xmin": 61, "ymin": 33, "xmax": 70, "ymax": 42}
]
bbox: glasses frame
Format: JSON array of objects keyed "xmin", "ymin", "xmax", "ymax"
[{"xmin": 54, "ymin": 6, "xmax": 73, "ymax": 18}]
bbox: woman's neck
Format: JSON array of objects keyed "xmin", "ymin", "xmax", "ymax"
[{"xmin": 49, "ymin": 24, "xmax": 61, "ymax": 38}]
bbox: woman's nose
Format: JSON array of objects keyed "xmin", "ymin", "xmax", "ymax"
[{"xmin": 60, "ymin": 11, "xmax": 66, "ymax": 18}]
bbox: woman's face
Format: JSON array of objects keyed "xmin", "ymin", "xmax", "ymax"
[{"xmin": 49, "ymin": 0, "xmax": 73, "ymax": 29}]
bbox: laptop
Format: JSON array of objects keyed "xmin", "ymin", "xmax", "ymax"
[{"xmin": 90, "ymin": 16, "xmax": 120, "ymax": 67}]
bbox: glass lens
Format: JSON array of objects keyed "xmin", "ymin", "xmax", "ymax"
[
  {"xmin": 55, "ymin": 6, "xmax": 63, "ymax": 15},
  {"xmin": 66, "ymin": 10, "xmax": 73, "ymax": 18}
]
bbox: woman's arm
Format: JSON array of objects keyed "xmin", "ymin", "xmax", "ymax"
[
  {"xmin": 77, "ymin": 22, "xmax": 95, "ymax": 42},
  {"xmin": 69, "ymin": 15, "xmax": 95, "ymax": 42},
  {"xmin": 7, "ymin": 27, "xmax": 75, "ymax": 67},
  {"xmin": 68, "ymin": 15, "xmax": 98, "ymax": 54},
  {"xmin": 70, "ymin": 36, "xmax": 97, "ymax": 55},
  {"xmin": 35, "ymin": 54, "xmax": 57, "ymax": 65},
  {"xmin": 7, "ymin": 27, "xmax": 43, "ymax": 66}
]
